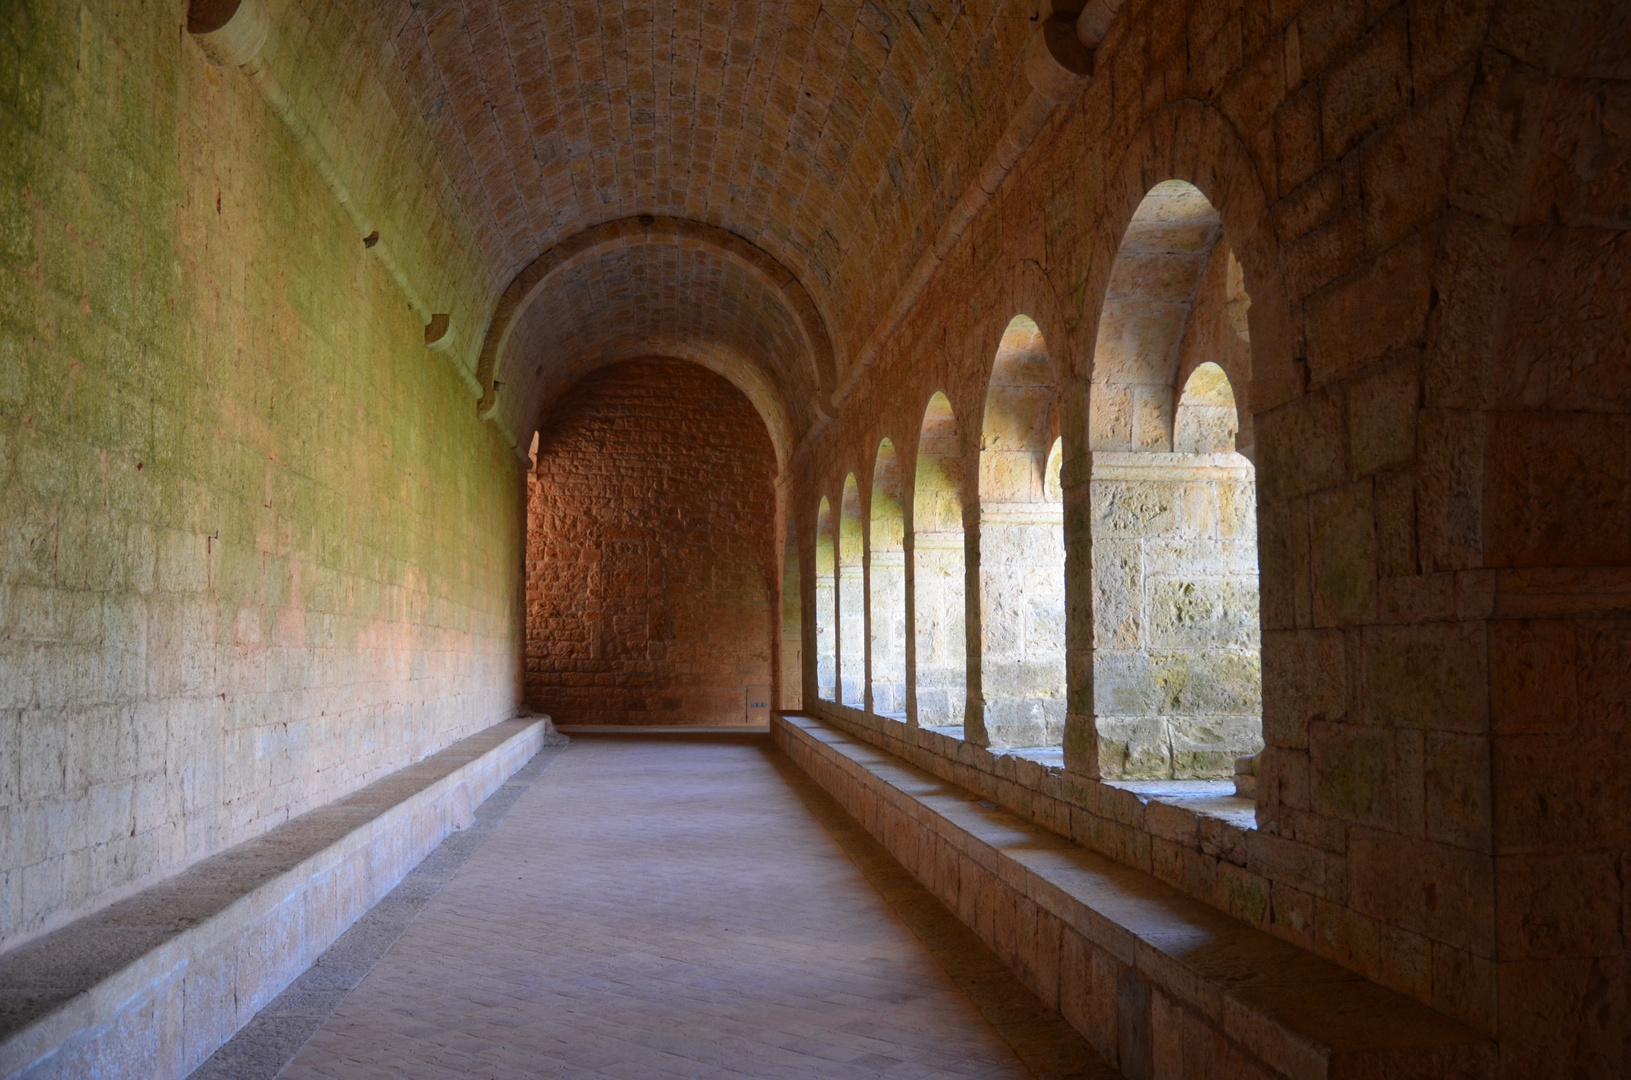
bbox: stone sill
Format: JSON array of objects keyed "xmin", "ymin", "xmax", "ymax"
[
  {"xmin": 555, "ymin": 724, "xmax": 770, "ymax": 734},
  {"xmin": 776, "ymin": 713, "xmax": 1495, "ymax": 1079},
  {"xmin": 913, "ymin": 716, "xmax": 1256, "ymax": 832},
  {"xmin": 1090, "ymin": 450, "xmax": 1256, "ymax": 482},
  {"xmin": 800, "ymin": 705, "xmax": 1500, "ymax": 1037},
  {"xmin": 0, "ymin": 716, "xmax": 556, "ymax": 1080},
  {"xmin": 805, "ymin": 703, "xmax": 1271, "ymax": 933},
  {"xmin": 1103, "ymin": 779, "xmax": 1257, "ymax": 832}
]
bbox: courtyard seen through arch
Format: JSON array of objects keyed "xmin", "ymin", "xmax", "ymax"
[
  {"xmin": 911, "ymin": 392, "xmax": 968, "ymax": 732},
  {"xmin": 814, "ymin": 496, "xmax": 837, "ymax": 703},
  {"xmin": 869, "ymin": 439, "xmax": 908, "ymax": 718},
  {"xmin": 976, "ymin": 315, "xmax": 1067, "ymax": 750},
  {"xmin": 837, "ymin": 474, "xmax": 867, "ymax": 708},
  {"xmin": 1088, "ymin": 180, "xmax": 1263, "ymax": 780}
]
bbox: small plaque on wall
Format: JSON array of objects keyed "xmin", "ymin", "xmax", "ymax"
[{"xmin": 746, "ymin": 684, "xmax": 772, "ymax": 725}]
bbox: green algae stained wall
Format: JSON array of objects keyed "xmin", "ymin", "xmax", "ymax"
[{"xmin": 0, "ymin": 3, "xmax": 524, "ymax": 948}]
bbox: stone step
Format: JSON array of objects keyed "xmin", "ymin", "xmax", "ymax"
[
  {"xmin": 0, "ymin": 717, "xmax": 559, "ymax": 1080},
  {"xmin": 775, "ymin": 713, "xmax": 1495, "ymax": 1080}
]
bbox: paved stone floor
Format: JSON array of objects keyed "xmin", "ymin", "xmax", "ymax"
[{"xmin": 252, "ymin": 733, "xmax": 1112, "ymax": 1079}]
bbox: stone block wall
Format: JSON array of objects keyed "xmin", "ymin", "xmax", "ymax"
[
  {"xmin": 867, "ymin": 440, "xmax": 908, "ymax": 716},
  {"xmin": 0, "ymin": 2, "xmax": 522, "ymax": 951},
  {"xmin": 814, "ymin": 502, "xmax": 838, "ymax": 702},
  {"xmin": 524, "ymin": 359, "xmax": 776, "ymax": 726},
  {"xmin": 867, "ymin": 548, "xmax": 909, "ymax": 715},
  {"xmin": 786, "ymin": 1, "xmax": 1631, "ymax": 1073},
  {"xmin": 1092, "ymin": 453, "xmax": 1263, "ymax": 778},
  {"xmin": 976, "ymin": 502, "xmax": 1068, "ymax": 747}
]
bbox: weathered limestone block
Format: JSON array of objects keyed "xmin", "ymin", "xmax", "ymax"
[
  {"xmin": 1097, "ymin": 714, "xmax": 1174, "ymax": 777},
  {"xmin": 1091, "ymin": 478, "xmax": 1179, "ymax": 537},
  {"xmin": 1090, "ymin": 453, "xmax": 1263, "ymax": 779},
  {"xmin": 1147, "ymin": 578, "xmax": 1260, "ymax": 649}
]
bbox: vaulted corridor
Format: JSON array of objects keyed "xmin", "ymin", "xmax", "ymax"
[{"xmin": 2, "ymin": 0, "xmax": 1627, "ymax": 1076}]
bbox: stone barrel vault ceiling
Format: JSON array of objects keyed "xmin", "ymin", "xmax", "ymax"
[
  {"xmin": 491, "ymin": 223, "xmax": 818, "ymax": 464},
  {"xmin": 385, "ymin": 0, "xmax": 1057, "ymax": 449}
]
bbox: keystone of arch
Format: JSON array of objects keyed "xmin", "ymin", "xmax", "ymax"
[{"xmin": 475, "ymin": 216, "xmax": 839, "ymax": 423}]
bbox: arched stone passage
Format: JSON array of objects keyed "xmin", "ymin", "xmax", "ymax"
[
  {"xmin": 912, "ymin": 392, "xmax": 967, "ymax": 730},
  {"xmin": 869, "ymin": 439, "xmax": 908, "ymax": 717},
  {"xmin": 814, "ymin": 497, "xmax": 837, "ymax": 703},
  {"xmin": 478, "ymin": 216, "xmax": 839, "ymax": 455},
  {"xmin": 838, "ymin": 474, "xmax": 866, "ymax": 708},
  {"xmin": 1089, "ymin": 181, "xmax": 1263, "ymax": 779},
  {"xmin": 497, "ymin": 241, "xmax": 811, "ymax": 459},
  {"xmin": 528, "ymin": 341, "xmax": 799, "ymax": 471},
  {"xmin": 978, "ymin": 316, "xmax": 1066, "ymax": 748},
  {"xmin": 781, "ymin": 525, "xmax": 803, "ymax": 711}
]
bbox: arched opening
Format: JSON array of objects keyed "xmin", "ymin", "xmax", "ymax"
[
  {"xmin": 912, "ymin": 392, "xmax": 967, "ymax": 731},
  {"xmin": 1089, "ymin": 180, "xmax": 1262, "ymax": 779},
  {"xmin": 815, "ymin": 496, "xmax": 837, "ymax": 702},
  {"xmin": 781, "ymin": 524, "xmax": 803, "ymax": 710},
  {"xmin": 1174, "ymin": 362, "xmax": 1241, "ymax": 453},
  {"xmin": 869, "ymin": 439, "xmax": 908, "ymax": 717},
  {"xmin": 978, "ymin": 315, "xmax": 1067, "ymax": 749},
  {"xmin": 838, "ymin": 474, "xmax": 866, "ymax": 707}
]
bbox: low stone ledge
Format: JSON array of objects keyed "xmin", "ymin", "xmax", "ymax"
[
  {"xmin": 775, "ymin": 713, "xmax": 1494, "ymax": 1080},
  {"xmin": 809, "ymin": 702, "xmax": 1262, "ymax": 919},
  {"xmin": 0, "ymin": 715, "xmax": 562, "ymax": 1080}
]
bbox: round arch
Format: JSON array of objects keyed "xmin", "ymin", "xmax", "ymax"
[
  {"xmin": 1055, "ymin": 99, "xmax": 1294, "ymax": 781},
  {"xmin": 977, "ymin": 314, "xmax": 1067, "ymax": 749},
  {"xmin": 869, "ymin": 438, "xmax": 908, "ymax": 716},
  {"xmin": 477, "ymin": 215, "xmax": 838, "ymax": 428},
  {"xmin": 912, "ymin": 391, "xmax": 968, "ymax": 730},
  {"xmin": 1084, "ymin": 174, "xmax": 1265, "ymax": 781},
  {"xmin": 1079, "ymin": 99, "xmax": 1299, "ymax": 413},
  {"xmin": 527, "ymin": 339, "xmax": 796, "ymax": 470}
]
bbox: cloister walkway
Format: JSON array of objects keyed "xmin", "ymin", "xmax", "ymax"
[{"xmin": 199, "ymin": 732, "xmax": 1112, "ymax": 1080}]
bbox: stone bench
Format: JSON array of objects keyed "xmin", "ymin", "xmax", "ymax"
[
  {"xmin": 0, "ymin": 716, "xmax": 558, "ymax": 1080},
  {"xmin": 775, "ymin": 713, "xmax": 1495, "ymax": 1080}
]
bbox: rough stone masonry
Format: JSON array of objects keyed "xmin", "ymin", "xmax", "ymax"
[{"xmin": 0, "ymin": 1, "xmax": 1627, "ymax": 1078}]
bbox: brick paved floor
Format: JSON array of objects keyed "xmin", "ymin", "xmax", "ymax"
[{"xmin": 276, "ymin": 733, "xmax": 1111, "ymax": 1079}]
